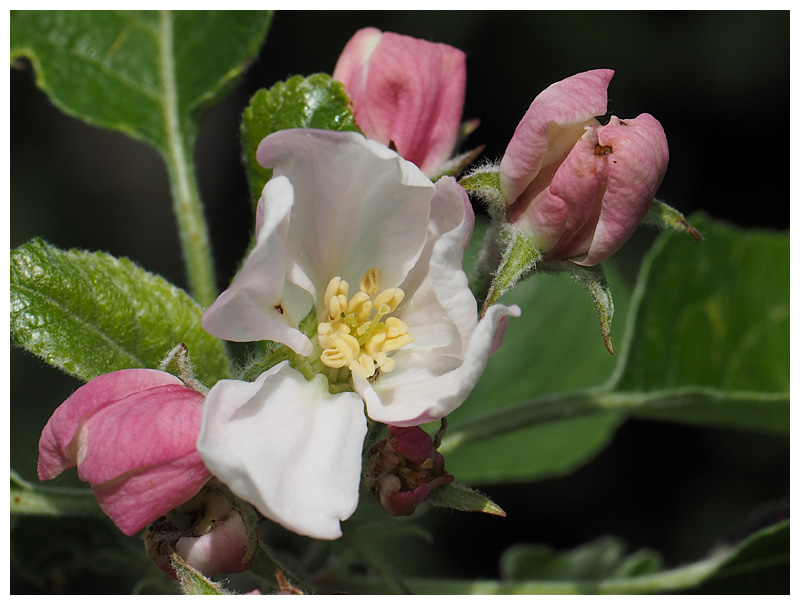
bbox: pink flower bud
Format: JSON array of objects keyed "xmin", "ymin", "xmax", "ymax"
[
  {"xmin": 174, "ymin": 510, "xmax": 252, "ymax": 577},
  {"xmin": 333, "ymin": 27, "xmax": 466, "ymax": 177},
  {"xmin": 371, "ymin": 425, "xmax": 453, "ymax": 517},
  {"xmin": 500, "ymin": 69, "xmax": 669, "ymax": 265},
  {"xmin": 38, "ymin": 369, "xmax": 212, "ymax": 536},
  {"xmin": 145, "ymin": 484, "xmax": 257, "ymax": 578}
]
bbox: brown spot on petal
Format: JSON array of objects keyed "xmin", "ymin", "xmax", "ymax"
[
  {"xmin": 274, "ymin": 304, "xmax": 285, "ymax": 315},
  {"xmin": 573, "ymin": 158, "xmax": 598, "ymax": 178},
  {"xmin": 595, "ymin": 144, "xmax": 613, "ymax": 156}
]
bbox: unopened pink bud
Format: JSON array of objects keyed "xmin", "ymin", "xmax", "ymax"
[
  {"xmin": 37, "ymin": 368, "xmax": 211, "ymax": 536},
  {"xmin": 175, "ymin": 511, "xmax": 252, "ymax": 577},
  {"xmin": 371, "ymin": 425, "xmax": 453, "ymax": 517},
  {"xmin": 333, "ymin": 27, "xmax": 466, "ymax": 177},
  {"xmin": 500, "ymin": 69, "xmax": 669, "ymax": 265}
]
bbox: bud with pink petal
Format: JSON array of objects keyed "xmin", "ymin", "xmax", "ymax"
[
  {"xmin": 370, "ymin": 425, "xmax": 453, "ymax": 517},
  {"xmin": 38, "ymin": 368, "xmax": 212, "ymax": 536},
  {"xmin": 333, "ymin": 27, "xmax": 467, "ymax": 177},
  {"xmin": 500, "ymin": 69, "xmax": 669, "ymax": 266},
  {"xmin": 145, "ymin": 483, "xmax": 258, "ymax": 578}
]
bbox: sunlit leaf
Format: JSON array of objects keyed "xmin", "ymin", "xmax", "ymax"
[
  {"xmin": 10, "ymin": 239, "xmax": 230, "ymax": 386},
  {"xmin": 240, "ymin": 73, "xmax": 358, "ymax": 207},
  {"xmin": 11, "ymin": 10, "xmax": 271, "ymax": 150}
]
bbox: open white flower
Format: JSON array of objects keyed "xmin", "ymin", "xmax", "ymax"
[{"xmin": 198, "ymin": 129, "xmax": 519, "ymax": 539}]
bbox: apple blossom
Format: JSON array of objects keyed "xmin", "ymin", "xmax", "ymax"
[
  {"xmin": 500, "ymin": 69, "xmax": 669, "ymax": 266},
  {"xmin": 38, "ymin": 368, "xmax": 212, "ymax": 536},
  {"xmin": 332, "ymin": 27, "xmax": 466, "ymax": 177},
  {"xmin": 199, "ymin": 129, "xmax": 519, "ymax": 540}
]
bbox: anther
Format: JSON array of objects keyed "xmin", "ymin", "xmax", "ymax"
[
  {"xmin": 359, "ymin": 268, "xmax": 381, "ymax": 296},
  {"xmin": 324, "ymin": 277, "xmax": 348, "ymax": 309},
  {"xmin": 373, "ymin": 288, "xmax": 404, "ymax": 313},
  {"xmin": 381, "ymin": 333, "xmax": 414, "ymax": 353},
  {"xmin": 385, "ymin": 317, "xmax": 409, "ymax": 339}
]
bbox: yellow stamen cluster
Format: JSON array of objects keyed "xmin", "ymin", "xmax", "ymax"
[{"xmin": 317, "ymin": 268, "xmax": 414, "ymax": 380}]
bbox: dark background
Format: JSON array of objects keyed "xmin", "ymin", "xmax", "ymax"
[{"xmin": 10, "ymin": 11, "xmax": 789, "ymax": 592}]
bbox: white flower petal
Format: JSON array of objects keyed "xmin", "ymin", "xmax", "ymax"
[
  {"xmin": 356, "ymin": 176, "xmax": 501, "ymax": 426},
  {"xmin": 256, "ymin": 130, "xmax": 434, "ymax": 297},
  {"xmin": 359, "ymin": 303, "xmax": 521, "ymax": 426},
  {"xmin": 399, "ymin": 177, "xmax": 478, "ymax": 351},
  {"xmin": 197, "ymin": 362, "xmax": 367, "ymax": 540},
  {"xmin": 203, "ymin": 177, "xmax": 313, "ymax": 355}
]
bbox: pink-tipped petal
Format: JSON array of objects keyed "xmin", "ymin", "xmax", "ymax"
[
  {"xmin": 541, "ymin": 127, "xmax": 608, "ymax": 260},
  {"xmin": 575, "ymin": 114, "xmax": 668, "ymax": 265},
  {"xmin": 38, "ymin": 369, "xmax": 210, "ymax": 536},
  {"xmin": 92, "ymin": 452, "xmax": 211, "ymax": 536},
  {"xmin": 334, "ymin": 28, "xmax": 466, "ymax": 176},
  {"xmin": 331, "ymin": 27, "xmax": 382, "ymax": 102},
  {"xmin": 74, "ymin": 384, "xmax": 210, "ymax": 535},
  {"xmin": 38, "ymin": 369, "xmax": 186, "ymax": 481},
  {"xmin": 174, "ymin": 512, "xmax": 252, "ymax": 576},
  {"xmin": 501, "ymin": 69, "xmax": 614, "ymax": 206}
]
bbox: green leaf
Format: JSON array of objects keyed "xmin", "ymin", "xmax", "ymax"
[
  {"xmin": 424, "ymin": 482, "xmax": 506, "ymax": 517},
  {"xmin": 500, "ymin": 537, "xmax": 662, "ymax": 582},
  {"xmin": 446, "ymin": 216, "xmax": 788, "ymax": 471},
  {"xmin": 334, "ymin": 521, "xmax": 788, "ymax": 595},
  {"xmin": 610, "ymin": 214, "xmax": 788, "ymax": 428},
  {"xmin": 240, "ymin": 73, "xmax": 359, "ymax": 207},
  {"xmin": 11, "ymin": 10, "xmax": 272, "ymax": 306},
  {"xmin": 686, "ymin": 519, "xmax": 789, "ymax": 594},
  {"xmin": 442, "ymin": 258, "xmax": 631, "ymax": 484},
  {"xmin": 11, "ymin": 469, "xmax": 104, "ymax": 519},
  {"xmin": 10, "ymin": 239, "xmax": 230, "ymax": 386},
  {"xmin": 11, "ymin": 10, "xmax": 271, "ymax": 149},
  {"xmin": 443, "ymin": 387, "xmax": 788, "ymax": 454}
]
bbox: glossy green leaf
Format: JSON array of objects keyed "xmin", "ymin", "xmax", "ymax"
[
  {"xmin": 10, "ymin": 239, "xmax": 230, "ymax": 386},
  {"xmin": 610, "ymin": 214, "xmax": 789, "ymax": 428},
  {"xmin": 10, "ymin": 10, "xmax": 271, "ymax": 150},
  {"xmin": 240, "ymin": 73, "xmax": 359, "ymax": 207}
]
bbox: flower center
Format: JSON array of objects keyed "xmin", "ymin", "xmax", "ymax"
[{"xmin": 317, "ymin": 268, "xmax": 414, "ymax": 380}]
